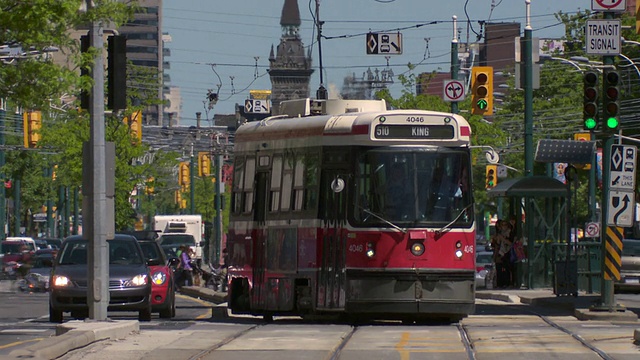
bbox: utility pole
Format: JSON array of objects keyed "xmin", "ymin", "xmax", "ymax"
[
  {"xmin": 523, "ymin": 0, "xmax": 535, "ymax": 288},
  {"xmin": 315, "ymin": 0, "xmax": 327, "ymax": 99},
  {"xmin": 450, "ymin": 15, "xmax": 459, "ymax": 114},
  {"xmin": 85, "ymin": 0, "xmax": 109, "ymax": 321},
  {"xmin": 190, "ymin": 144, "xmax": 195, "ymax": 215},
  {"xmin": 0, "ymin": 108, "xmax": 5, "ymax": 240},
  {"xmin": 214, "ymin": 139, "xmax": 223, "ymax": 264}
]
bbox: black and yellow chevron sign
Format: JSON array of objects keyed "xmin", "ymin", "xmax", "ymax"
[{"xmin": 604, "ymin": 226, "xmax": 623, "ymax": 281}]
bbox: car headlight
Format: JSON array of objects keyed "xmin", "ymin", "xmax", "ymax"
[
  {"xmin": 151, "ymin": 271, "xmax": 167, "ymax": 285},
  {"xmin": 52, "ymin": 275, "xmax": 72, "ymax": 287},
  {"xmin": 127, "ymin": 274, "xmax": 148, "ymax": 287}
]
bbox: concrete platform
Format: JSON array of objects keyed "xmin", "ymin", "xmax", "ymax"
[{"xmin": 9, "ymin": 319, "xmax": 139, "ymax": 360}]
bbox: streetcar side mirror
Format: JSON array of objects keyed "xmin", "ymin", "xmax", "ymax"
[{"xmin": 331, "ymin": 177, "xmax": 345, "ymax": 193}]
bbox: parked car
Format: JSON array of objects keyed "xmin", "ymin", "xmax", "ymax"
[
  {"xmin": 1, "ymin": 240, "xmax": 35, "ymax": 279},
  {"xmin": 136, "ymin": 240, "xmax": 179, "ymax": 318},
  {"xmin": 476, "ymin": 250, "xmax": 494, "ymax": 289},
  {"xmin": 49, "ymin": 234, "xmax": 152, "ymax": 323},
  {"xmin": 615, "ymin": 239, "xmax": 640, "ymax": 293}
]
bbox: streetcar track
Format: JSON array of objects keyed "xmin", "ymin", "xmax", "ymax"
[
  {"xmin": 327, "ymin": 326, "xmax": 358, "ymax": 360},
  {"xmin": 187, "ymin": 324, "xmax": 260, "ymax": 360},
  {"xmin": 532, "ymin": 311, "xmax": 615, "ymax": 360},
  {"xmin": 483, "ymin": 302, "xmax": 616, "ymax": 360},
  {"xmin": 456, "ymin": 323, "xmax": 477, "ymax": 360}
]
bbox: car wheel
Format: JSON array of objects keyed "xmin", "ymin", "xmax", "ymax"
[
  {"xmin": 139, "ymin": 305, "xmax": 152, "ymax": 322},
  {"xmin": 49, "ymin": 304, "xmax": 63, "ymax": 323},
  {"xmin": 159, "ymin": 295, "xmax": 174, "ymax": 319}
]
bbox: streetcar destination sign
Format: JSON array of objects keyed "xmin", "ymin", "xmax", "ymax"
[
  {"xmin": 374, "ymin": 125, "xmax": 454, "ymax": 139},
  {"xmin": 585, "ymin": 19, "xmax": 621, "ymax": 55}
]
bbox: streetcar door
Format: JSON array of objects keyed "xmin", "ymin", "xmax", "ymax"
[
  {"xmin": 320, "ymin": 170, "xmax": 347, "ymax": 309},
  {"xmin": 252, "ymin": 171, "xmax": 269, "ymax": 310}
]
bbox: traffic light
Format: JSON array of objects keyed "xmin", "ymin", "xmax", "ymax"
[
  {"xmin": 23, "ymin": 111, "xmax": 42, "ymax": 148},
  {"xmin": 471, "ymin": 66, "xmax": 493, "ymax": 116},
  {"xmin": 198, "ymin": 152, "xmax": 211, "ymax": 177},
  {"xmin": 485, "ymin": 164, "xmax": 497, "ymax": 189},
  {"xmin": 603, "ymin": 69, "xmax": 620, "ymax": 132},
  {"xmin": 124, "ymin": 110, "xmax": 142, "ymax": 143},
  {"xmin": 108, "ymin": 35, "xmax": 127, "ymax": 112},
  {"xmin": 145, "ymin": 177, "xmax": 154, "ymax": 195},
  {"xmin": 583, "ymin": 71, "xmax": 599, "ymax": 131},
  {"xmin": 179, "ymin": 162, "xmax": 190, "ymax": 187}
]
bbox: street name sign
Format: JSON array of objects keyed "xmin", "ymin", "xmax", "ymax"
[
  {"xmin": 609, "ymin": 144, "xmax": 636, "ymax": 191},
  {"xmin": 442, "ymin": 80, "xmax": 465, "ymax": 102},
  {"xmin": 591, "ymin": 0, "xmax": 626, "ymax": 12},
  {"xmin": 585, "ymin": 19, "xmax": 621, "ymax": 55},
  {"xmin": 366, "ymin": 32, "xmax": 402, "ymax": 55}
]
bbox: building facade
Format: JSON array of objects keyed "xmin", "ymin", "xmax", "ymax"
[{"xmin": 268, "ymin": 0, "xmax": 314, "ymax": 113}]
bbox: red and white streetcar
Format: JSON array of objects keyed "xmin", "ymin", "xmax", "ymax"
[{"xmin": 227, "ymin": 99, "xmax": 475, "ymax": 322}]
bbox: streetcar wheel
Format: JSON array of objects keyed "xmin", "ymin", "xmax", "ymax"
[{"xmin": 263, "ymin": 313, "xmax": 273, "ymax": 322}]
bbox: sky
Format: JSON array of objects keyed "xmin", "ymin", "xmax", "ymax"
[{"xmin": 162, "ymin": 0, "xmax": 590, "ymax": 125}]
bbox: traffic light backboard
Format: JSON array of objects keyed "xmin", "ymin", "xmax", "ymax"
[{"xmin": 471, "ymin": 66, "xmax": 493, "ymax": 116}]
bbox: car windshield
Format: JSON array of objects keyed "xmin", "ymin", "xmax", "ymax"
[
  {"xmin": 476, "ymin": 253, "xmax": 493, "ymax": 264},
  {"xmin": 159, "ymin": 234, "xmax": 195, "ymax": 246},
  {"xmin": 139, "ymin": 242, "xmax": 165, "ymax": 262},
  {"xmin": 2, "ymin": 243, "xmax": 23, "ymax": 254},
  {"xmin": 623, "ymin": 240, "xmax": 640, "ymax": 256},
  {"xmin": 353, "ymin": 148, "xmax": 472, "ymax": 226},
  {"xmin": 57, "ymin": 239, "xmax": 143, "ymax": 265}
]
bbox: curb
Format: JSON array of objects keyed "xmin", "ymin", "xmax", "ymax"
[
  {"xmin": 179, "ymin": 286, "xmax": 227, "ymax": 304},
  {"xmin": 9, "ymin": 320, "xmax": 139, "ymax": 360}
]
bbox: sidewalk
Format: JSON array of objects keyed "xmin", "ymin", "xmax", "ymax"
[{"xmin": 8, "ymin": 285, "xmax": 640, "ymax": 359}]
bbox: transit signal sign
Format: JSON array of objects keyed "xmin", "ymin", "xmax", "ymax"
[
  {"xmin": 585, "ymin": 19, "xmax": 621, "ymax": 56},
  {"xmin": 366, "ymin": 32, "xmax": 403, "ymax": 55}
]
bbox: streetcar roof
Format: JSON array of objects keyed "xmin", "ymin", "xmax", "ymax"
[{"xmin": 234, "ymin": 108, "xmax": 471, "ymax": 150}]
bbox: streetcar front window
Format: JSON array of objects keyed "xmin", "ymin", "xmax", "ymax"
[{"xmin": 353, "ymin": 148, "xmax": 472, "ymax": 227}]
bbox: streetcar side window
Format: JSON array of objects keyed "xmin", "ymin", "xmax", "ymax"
[
  {"xmin": 281, "ymin": 153, "xmax": 294, "ymax": 211},
  {"xmin": 304, "ymin": 153, "xmax": 320, "ymax": 211},
  {"xmin": 293, "ymin": 158, "xmax": 305, "ymax": 211},
  {"xmin": 270, "ymin": 155, "xmax": 283, "ymax": 212},
  {"xmin": 243, "ymin": 157, "xmax": 256, "ymax": 213},
  {"xmin": 232, "ymin": 157, "xmax": 245, "ymax": 214}
]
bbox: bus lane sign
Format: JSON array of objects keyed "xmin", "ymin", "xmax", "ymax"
[{"xmin": 585, "ymin": 19, "xmax": 621, "ymax": 55}]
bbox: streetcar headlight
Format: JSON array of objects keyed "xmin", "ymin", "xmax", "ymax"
[
  {"xmin": 455, "ymin": 249, "xmax": 464, "ymax": 259},
  {"xmin": 366, "ymin": 242, "xmax": 375, "ymax": 258},
  {"xmin": 410, "ymin": 242, "xmax": 425, "ymax": 256}
]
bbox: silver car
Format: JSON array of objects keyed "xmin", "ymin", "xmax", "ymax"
[
  {"xmin": 475, "ymin": 250, "xmax": 494, "ymax": 289},
  {"xmin": 615, "ymin": 239, "xmax": 640, "ymax": 293}
]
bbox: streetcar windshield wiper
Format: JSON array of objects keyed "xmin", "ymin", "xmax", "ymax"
[
  {"xmin": 434, "ymin": 203, "xmax": 474, "ymax": 238},
  {"xmin": 360, "ymin": 207, "xmax": 406, "ymax": 233}
]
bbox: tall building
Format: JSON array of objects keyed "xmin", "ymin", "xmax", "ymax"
[
  {"xmin": 118, "ymin": 0, "xmax": 164, "ymax": 126},
  {"xmin": 268, "ymin": 0, "xmax": 314, "ymax": 112}
]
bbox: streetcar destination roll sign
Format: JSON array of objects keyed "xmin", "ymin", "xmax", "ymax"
[{"xmin": 374, "ymin": 125, "xmax": 454, "ymax": 139}]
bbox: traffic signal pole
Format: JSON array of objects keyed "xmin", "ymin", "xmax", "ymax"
[
  {"xmin": 523, "ymin": 0, "xmax": 535, "ymax": 288},
  {"xmin": 450, "ymin": 15, "xmax": 459, "ymax": 114},
  {"xmin": 598, "ymin": 10, "xmax": 617, "ymax": 312}
]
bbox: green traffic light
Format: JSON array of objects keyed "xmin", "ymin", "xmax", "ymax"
[
  {"xmin": 476, "ymin": 99, "xmax": 488, "ymax": 110},
  {"xmin": 584, "ymin": 118, "xmax": 596, "ymax": 130},
  {"xmin": 606, "ymin": 117, "xmax": 619, "ymax": 129}
]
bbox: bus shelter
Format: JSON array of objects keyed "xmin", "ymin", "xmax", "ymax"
[{"xmin": 487, "ymin": 176, "xmax": 570, "ymax": 290}]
